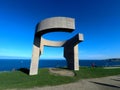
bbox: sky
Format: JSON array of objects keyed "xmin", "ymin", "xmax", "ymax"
[{"xmin": 0, "ymin": 0, "xmax": 120, "ymax": 59}]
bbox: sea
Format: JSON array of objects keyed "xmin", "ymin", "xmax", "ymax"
[{"xmin": 0, "ymin": 59, "xmax": 120, "ymax": 71}]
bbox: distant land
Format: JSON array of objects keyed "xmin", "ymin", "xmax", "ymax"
[{"xmin": 107, "ymin": 58, "xmax": 120, "ymax": 62}]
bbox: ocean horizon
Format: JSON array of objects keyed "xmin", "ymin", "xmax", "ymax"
[{"xmin": 0, "ymin": 59, "xmax": 120, "ymax": 71}]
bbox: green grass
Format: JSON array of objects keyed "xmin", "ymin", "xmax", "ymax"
[
  {"xmin": 0, "ymin": 67, "xmax": 120, "ymax": 90},
  {"xmin": 75, "ymin": 67, "xmax": 120, "ymax": 79}
]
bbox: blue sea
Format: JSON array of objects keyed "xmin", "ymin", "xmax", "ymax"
[{"xmin": 0, "ymin": 59, "xmax": 120, "ymax": 71}]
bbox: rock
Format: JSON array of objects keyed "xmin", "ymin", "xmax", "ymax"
[{"xmin": 49, "ymin": 68, "xmax": 75, "ymax": 77}]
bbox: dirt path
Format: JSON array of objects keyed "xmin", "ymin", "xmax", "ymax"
[{"xmin": 11, "ymin": 75, "xmax": 120, "ymax": 90}]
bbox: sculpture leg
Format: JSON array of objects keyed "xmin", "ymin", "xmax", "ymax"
[
  {"xmin": 29, "ymin": 36, "xmax": 40, "ymax": 75},
  {"xmin": 73, "ymin": 45, "xmax": 79, "ymax": 70},
  {"xmin": 64, "ymin": 45, "xmax": 79, "ymax": 70}
]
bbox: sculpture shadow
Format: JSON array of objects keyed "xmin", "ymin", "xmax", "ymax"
[
  {"xmin": 89, "ymin": 81, "xmax": 120, "ymax": 88},
  {"xmin": 18, "ymin": 68, "xmax": 29, "ymax": 75}
]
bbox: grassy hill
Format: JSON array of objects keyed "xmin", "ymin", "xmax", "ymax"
[{"xmin": 0, "ymin": 67, "xmax": 120, "ymax": 90}]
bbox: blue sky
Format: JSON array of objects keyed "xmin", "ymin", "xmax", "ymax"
[{"xmin": 0, "ymin": 0, "xmax": 120, "ymax": 59}]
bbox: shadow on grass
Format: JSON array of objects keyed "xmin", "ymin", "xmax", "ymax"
[{"xmin": 18, "ymin": 68, "xmax": 29, "ymax": 75}]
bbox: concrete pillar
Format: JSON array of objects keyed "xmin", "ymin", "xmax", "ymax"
[
  {"xmin": 29, "ymin": 35, "xmax": 40, "ymax": 75},
  {"xmin": 73, "ymin": 45, "xmax": 79, "ymax": 70},
  {"xmin": 64, "ymin": 45, "xmax": 79, "ymax": 70}
]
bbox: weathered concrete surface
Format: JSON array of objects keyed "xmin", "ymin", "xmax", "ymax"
[
  {"xmin": 29, "ymin": 36, "xmax": 40, "ymax": 75},
  {"xmin": 49, "ymin": 68, "xmax": 75, "ymax": 77},
  {"xmin": 29, "ymin": 17, "xmax": 84, "ymax": 75},
  {"xmin": 37, "ymin": 17, "xmax": 75, "ymax": 33}
]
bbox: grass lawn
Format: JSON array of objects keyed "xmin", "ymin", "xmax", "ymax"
[{"xmin": 0, "ymin": 67, "xmax": 120, "ymax": 90}]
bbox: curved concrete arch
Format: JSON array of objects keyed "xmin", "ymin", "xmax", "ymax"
[
  {"xmin": 41, "ymin": 37, "xmax": 66, "ymax": 47},
  {"xmin": 40, "ymin": 37, "xmax": 66, "ymax": 54},
  {"xmin": 36, "ymin": 17, "xmax": 75, "ymax": 35},
  {"xmin": 29, "ymin": 17, "xmax": 84, "ymax": 75}
]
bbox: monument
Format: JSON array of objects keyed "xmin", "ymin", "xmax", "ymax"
[{"xmin": 29, "ymin": 17, "xmax": 84, "ymax": 75}]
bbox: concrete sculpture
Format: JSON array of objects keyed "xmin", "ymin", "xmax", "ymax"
[{"xmin": 29, "ymin": 17, "xmax": 84, "ymax": 75}]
